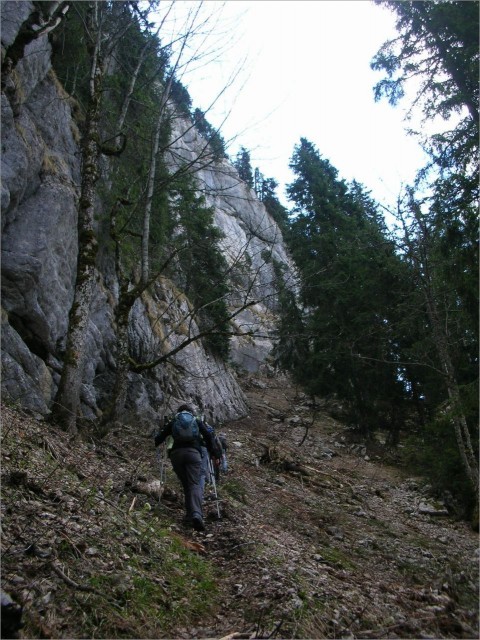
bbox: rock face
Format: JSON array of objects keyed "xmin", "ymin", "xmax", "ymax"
[{"xmin": 1, "ymin": 2, "xmax": 295, "ymax": 424}]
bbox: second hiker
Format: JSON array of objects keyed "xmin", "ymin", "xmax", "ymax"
[{"xmin": 155, "ymin": 404, "xmax": 217, "ymax": 532}]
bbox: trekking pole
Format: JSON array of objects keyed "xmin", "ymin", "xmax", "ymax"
[
  {"xmin": 156, "ymin": 445, "xmax": 167, "ymax": 504},
  {"xmin": 208, "ymin": 455, "xmax": 221, "ymax": 519}
]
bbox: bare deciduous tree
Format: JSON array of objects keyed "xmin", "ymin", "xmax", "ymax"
[
  {"xmin": 47, "ymin": 0, "xmax": 282, "ymax": 430},
  {"xmin": 394, "ymin": 192, "xmax": 478, "ymax": 502}
]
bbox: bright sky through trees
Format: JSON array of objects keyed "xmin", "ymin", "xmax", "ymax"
[{"xmin": 158, "ymin": 0, "xmax": 430, "ymax": 210}]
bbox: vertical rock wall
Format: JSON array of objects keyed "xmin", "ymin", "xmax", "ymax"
[{"xmin": 0, "ymin": 1, "xmax": 295, "ymax": 424}]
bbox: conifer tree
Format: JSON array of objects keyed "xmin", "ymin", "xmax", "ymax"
[
  {"xmin": 193, "ymin": 108, "xmax": 227, "ymax": 161},
  {"xmin": 372, "ymin": 0, "xmax": 479, "ymax": 206},
  {"xmin": 372, "ymin": 0, "xmax": 479, "ymax": 512},
  {"xmin": 233, "ymin": 146, "xmax": 254, "ymax": 188},
  {"xmin": 167, "ymin": 175, "xmax": 231, "ymax": 360},
  {"xmin": 281, "ymin": 138, "xmax": 408, "ymax": 436},
  {"xmin": 261, "ymin": 177, "xmax": 290, "ymax": 236}
]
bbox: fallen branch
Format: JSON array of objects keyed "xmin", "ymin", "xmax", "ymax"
[
  {"xmin": 228, "ymin": 541, "xmax": 257, "ymax": 552},
  {"xmin": 267, "ymin": 618, "xmax": 284, "ymax": 638},
  {"xmin": 128, "ymin": 496, "xmax": 137, "ymax": 513},
  {"xmin": 303, "ymin": 465, "xmax": 355, "ymax": 488},
  {"xmin": 50, "ymin": 561, "xmax": 123, "ymax": 611},
  {"xmin": 97, "ymin": 441, "xmax": 130, "ymax": 462},
  {"xmin": 94, "ymin": 493, "xmax": 127, "ymax": 516},
  {"xmin": 50, "ymin": 561, "xmax": 96, "ymax": 593}
]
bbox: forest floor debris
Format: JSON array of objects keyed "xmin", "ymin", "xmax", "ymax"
[{"xmin": 1, "ymin": 372, "xmax": 478, "ymax": 638}]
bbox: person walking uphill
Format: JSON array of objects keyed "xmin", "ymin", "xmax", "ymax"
[{"xmin": 155, "ymin": 404, "xmax": 216, "ymax": 532}]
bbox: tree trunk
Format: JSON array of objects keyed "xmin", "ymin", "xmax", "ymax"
[
  {"xmin": 109, "ymin": 295, "xmax": 133, "ymax": 423},
  {"xmin": 400, "ymin": 206, "xmax": 478, "ymax": 501},
  {"xmin": 423, "ymin": 277, "xmax": 479, "ymax": 501},
  {"xmin": 51, "ymin": 4, "xmax": 102, "ymax": 434},
  {"xmin": 107, "ymin": 81, "xmax": 174, "ymax": 421},
  {"xmin": 141, "ymin": 78, "xmax": 173, "ymax": 287}
]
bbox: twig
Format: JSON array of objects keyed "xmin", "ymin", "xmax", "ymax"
[
  {"xmin": 50, "ymin": 561, "xmax": 96, "ymax": 592},
  {"xmin": 228, "ymin": 541, "xmax": 257, "ymax": 552},
  {"xmin": 50, "ymin": 561, "xmax": 124, "ymax": 611},
  {"xmin": 358, "ymin": 614, "xmax": 449, "ymax": 638},
  {"xmin": 97, "ymin": 441, "xmax": 130, "ymax": 462},
  {"xmin": 303, "ymin": 465, "xmax": 355, "ymax": 488},
  {"xmin": 267, "ymin": 618, "xmax": 284, "ymax": 638},
  {"xmin": 298, "ymin": 403, "xmax": 317, "ymax": 447},
  {"xmin": 58, "ymin": 532, "xmax": 83, "ymax": 558},
  {"xmin": 94, "ymin": 493, "xmax": 127, "ymax": 515}
]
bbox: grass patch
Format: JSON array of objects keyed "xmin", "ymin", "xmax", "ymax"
[
  {"xmin": 396, "ymin": 558, "xmax": 425, "ymax": 584},
  {"xmin": 317, "ymin": 545, "xmax": 356, "ymax": 570},
  {"xmin": 48, "ymin": 524, "xmax": 220, "ymax": 639},
  {"xmin": 292, "ymin": 597, "xmax": 330, "ymax": 639},
  {"xmin": 221, "ymin": 477, "xmax": 248, "ymax": 504},
  {"xmin": 368, "ymin": 516, "xmax": 401, "ymax": 538},
  {"xmin": 273, "ymin": 503, "xmax": 294, "ymax": 520}
]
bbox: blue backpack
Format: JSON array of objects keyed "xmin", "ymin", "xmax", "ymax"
[{"xmin": 171, "ymin": 411, "xmax": 199, "ymax": 444}]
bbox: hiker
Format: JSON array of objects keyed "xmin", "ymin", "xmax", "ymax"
[
  {"xmin": 155, "ymin": 404, "xmax": 217, "ymax": 532},
  {"xmin": 218, "ymin": 431, "xmax": 229, "ymax": 474},
  {"xmin": 199, "ymin": 421, "xmax": 213, "ymax": 493},
  {"xmin": 209, "ymin": 430, "xmax": 227, "ymax": 483},
  {"xmin": 200, "ymin": 419, "xmax": 223, "ymax": 492}
]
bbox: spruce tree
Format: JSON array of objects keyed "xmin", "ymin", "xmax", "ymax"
[
  {"xmin": 373, "ymin": 0, "xmax": 479, "ymax": 511},
  {"xmin": 233, "ymin": 146, "xmax": 254, "ymax": 188},
  {"xmin": 168, "ymin": 174, "xmax": 231, "ymax": 360},
  {"xmin": 281, "ymin": 139, "xmax": 408, "ymax": 437}
]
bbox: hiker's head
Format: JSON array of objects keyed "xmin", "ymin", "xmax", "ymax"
[{"xmin": 177, "ymin": 403, "xmax": 193, "ymax": 413}]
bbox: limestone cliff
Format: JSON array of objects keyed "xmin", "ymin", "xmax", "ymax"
[{"xmin": 1, "ymin": 1, "xmax": 296, "ymax": 426}]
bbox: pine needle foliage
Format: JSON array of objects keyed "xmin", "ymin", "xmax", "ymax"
[
  {"xmin": 278, "ymin": 138, "xmax": 408, "ymax": 437},
  {"xmin": 165, "ymin": 173, "xmax": 231, "ymax": 360}
]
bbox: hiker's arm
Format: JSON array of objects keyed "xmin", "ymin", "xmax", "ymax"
[
  {"xmin": 155, "ymin": 421, "xmax": 172, "ymax": 447},
  {"xmin": 199, "ymin": 423, "xmax": 217, "ymax": 457}
]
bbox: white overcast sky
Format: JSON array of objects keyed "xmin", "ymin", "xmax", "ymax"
[{"xmin": 161, "ymin": 0, "xmax": 429, "ymax": 211}]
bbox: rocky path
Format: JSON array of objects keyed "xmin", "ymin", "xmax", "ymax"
[
  {"xmin": 194, "ymin": 374, "xmax": 479, "ymax": 639},
  {"xmin": 1, "ymin": 373, "xmax": 478, "ymax": 639}
]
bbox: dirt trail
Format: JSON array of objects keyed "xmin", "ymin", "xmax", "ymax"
[
  {"xmin": 1, "ymin": 373, "xmax": 478, "ymax": 639},
  {"xmin": 192, "ymin": 374, "xmax": 479, "ymax": 639}
]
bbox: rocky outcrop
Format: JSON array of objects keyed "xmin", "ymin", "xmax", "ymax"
[
  {"xmin": 2, "ymin": 1, "xmax": 80, "ymax": 415},
  {"xmin": 1, "ymin": 2, "xmax": 295, "ymax": 424},
  {"xmin": 167, "ymin": 117, "xmax": 295, "ymax": 373}
]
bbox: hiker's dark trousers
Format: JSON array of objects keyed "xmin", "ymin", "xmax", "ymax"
[{"xmin": 170, "ymin": 447, "xmax": 203, "ymax": 520}]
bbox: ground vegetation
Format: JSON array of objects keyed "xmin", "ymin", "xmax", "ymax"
[{"xmin": 1, "ymin": 372, "xmax": 478, "ymax": 639}]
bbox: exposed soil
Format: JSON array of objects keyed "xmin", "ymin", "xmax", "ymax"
[{"xmin": 1, "ymin": 372, "xmax": 478, "ymax": 639}]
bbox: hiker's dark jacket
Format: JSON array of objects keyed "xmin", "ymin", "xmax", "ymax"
[{"xmin": 155, "ymin": 415, "xmax": 216, "ymax": 456}]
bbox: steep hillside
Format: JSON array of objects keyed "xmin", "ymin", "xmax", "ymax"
[{"xmin": 1, "ymin": 373, "xmax": 478, "ymax": 639}]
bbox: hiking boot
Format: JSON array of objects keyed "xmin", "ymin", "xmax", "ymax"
[{"xmin": 192, "ymin": 515, "xmax": 205, "ymax": 531}]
